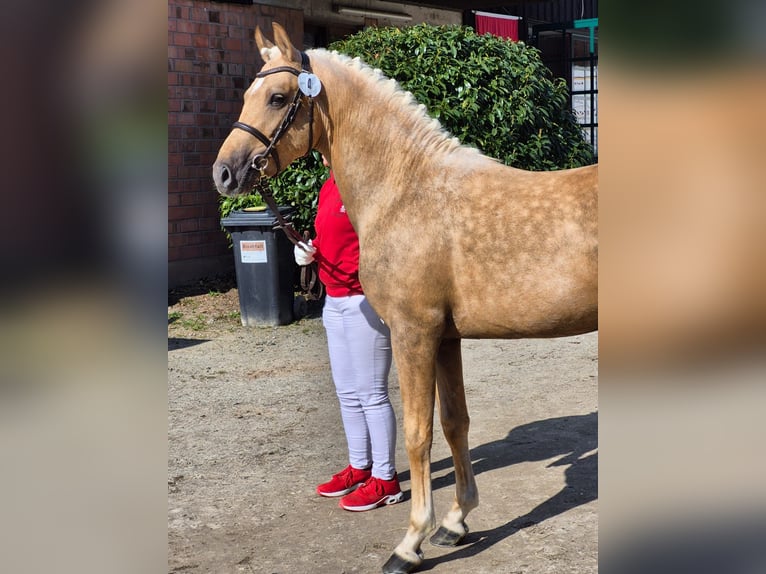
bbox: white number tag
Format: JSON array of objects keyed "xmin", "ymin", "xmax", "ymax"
[{"xmin": 298, "ymin": 72, "xmax": 322, "ymax": 97}]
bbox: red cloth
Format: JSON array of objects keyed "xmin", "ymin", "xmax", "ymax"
[
  {"xmin": 475, "ymin": 13, "xmax": 519, "ymax": 41},
  {"xmin": 312, "ymin": 173, "xmax": 363, "ymax": 297}
]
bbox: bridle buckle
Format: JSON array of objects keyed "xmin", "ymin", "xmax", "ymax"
[{"xmin": 251, "ymin": 155, "xmax": 269, "ymax": 176}]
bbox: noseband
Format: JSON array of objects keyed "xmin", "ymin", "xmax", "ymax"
[{"xmin": 231, "ymin": 52, "xmax": 316, "ymax": 176}]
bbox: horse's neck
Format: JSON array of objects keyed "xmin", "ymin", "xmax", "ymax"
[{"xmin": 313, "ymin": 55, "xmax": 452, "ymax": 234}]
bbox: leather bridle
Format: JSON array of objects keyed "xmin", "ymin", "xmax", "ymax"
[
  {"xmin": 230, "ymin": 52, "xmax": 324, "ymax": 301},
  {"xmin": 231, "ymin": 51, "xmax": 316, "ymax": 177}
]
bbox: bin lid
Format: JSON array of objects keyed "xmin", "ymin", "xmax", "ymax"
[{"xmin": 221, "ymin": 206, "xmax": 296, "ymax": 228}]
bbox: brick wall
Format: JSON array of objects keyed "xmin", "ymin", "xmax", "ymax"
[{"xmin": 168, "ymin": 0, "xmax": 303, "ymax": 287}]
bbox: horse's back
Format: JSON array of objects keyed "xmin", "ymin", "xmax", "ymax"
[{"xmin": 360, "ymin": 153, "xmax": 597, "ymax": 339}]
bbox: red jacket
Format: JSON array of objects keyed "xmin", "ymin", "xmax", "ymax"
[{"xmin": 312, "ymin": 173, "xmax": 363, "ymax": 297}]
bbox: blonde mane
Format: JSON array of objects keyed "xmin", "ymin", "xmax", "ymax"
[{"xmin": 308, "ymin": 48, "xmax": 481, "ymax": 158}]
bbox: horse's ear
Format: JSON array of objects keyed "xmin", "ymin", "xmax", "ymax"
[
  {"xmin": 272, "ymin": 22, "xmax": 301, "ymax": 65},
  {"xmin": 255, "ymin": 26, "xmax": 277, "ymax": 61}
]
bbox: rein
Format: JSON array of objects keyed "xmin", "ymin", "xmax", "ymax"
[
  {"xmin": 251, "ymin": 177, "xmax": 324, "ymax": 302},
  {"xmin": 232, "ymin": 52, "xmax": 323, "ymax": 300}
]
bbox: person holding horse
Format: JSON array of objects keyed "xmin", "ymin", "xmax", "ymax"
[{"xmin": 294, "ymin": 156, "xmax": 402, "ymax": 512}]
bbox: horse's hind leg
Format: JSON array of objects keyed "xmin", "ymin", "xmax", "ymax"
[{"xmin": 430, "ymin": 337, "xmax": 478, "ymax": 547}]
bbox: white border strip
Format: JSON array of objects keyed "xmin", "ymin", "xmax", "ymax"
[{"xmin": 473, "ymin": 11, "xmax": 521, "ymax": 20}]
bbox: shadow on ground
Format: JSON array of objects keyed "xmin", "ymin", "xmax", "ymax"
[
  {"xmin": 168, "ymin": 337, "xmax": 210, "ymax": 351},
  {"xmin": 398, "ymin": 412, "xmax": 597, "ymax": 571}
]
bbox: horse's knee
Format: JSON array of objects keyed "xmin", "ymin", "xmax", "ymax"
[{"xmin": 403, "ymin": 425, "xmax": 433, "ymax": 456}]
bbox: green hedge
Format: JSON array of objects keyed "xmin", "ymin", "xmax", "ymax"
[{"xmin": 220, "ymin": 24, "xmax": 595, "ymax": 235}]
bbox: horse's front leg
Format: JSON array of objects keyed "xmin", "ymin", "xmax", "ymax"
[
  {"xmin": 430, "ymin": 337, "xmax": 478, "ymax": 547},
  {"xmin": 382, "ymin": 330, "xmax": 439, "ymax": 574}
]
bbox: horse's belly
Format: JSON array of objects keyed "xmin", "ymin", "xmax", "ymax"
[{"xmin": 450, "ymin": 296, "xmax": 597, "ymax": 339}]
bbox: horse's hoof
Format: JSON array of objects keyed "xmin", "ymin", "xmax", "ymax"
[
  {"xmin": 429, "ymin": 523, "xmax": 468, "ymax": 547},
  {"xmin": 381, "ymin": 550, "xmax": 423, "ymax": 574}
]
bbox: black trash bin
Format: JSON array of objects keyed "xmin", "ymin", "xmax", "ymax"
[{"xmin": 221, "ymin": 207, "xmax": 297, "ymax": 326}]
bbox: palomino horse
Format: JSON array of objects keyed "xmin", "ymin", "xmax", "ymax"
[{"xmin": 213, "ymin": 23, "xmax": 597, "ymax": 574}]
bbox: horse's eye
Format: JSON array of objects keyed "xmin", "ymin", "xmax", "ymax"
[{"xmin": 269, "ymin": 93, "xmax": 287, "ymax": 108}]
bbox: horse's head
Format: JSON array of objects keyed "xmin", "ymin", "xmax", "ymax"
[{"xmin": 213, "ymin": 23, "xmax": 319, "ymax": 197}]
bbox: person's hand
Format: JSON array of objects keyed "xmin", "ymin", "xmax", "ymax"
[{"xmin": 294, "ymin": 240, "xmax": 316, "ymax": 266}]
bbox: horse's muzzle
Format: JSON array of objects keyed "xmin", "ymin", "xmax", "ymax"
[{"xmin": 212, "ymin": 160, "xmax": 240, "ymax": 197}]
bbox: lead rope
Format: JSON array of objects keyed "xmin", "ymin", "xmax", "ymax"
[
  {"xmin": 241, "ymin": 51, "xmax": 323, "ymax": 301},
  {"xmin": 299, "ymin": 230, "xmax": 323, "ymax": 301},
  {"xmin": 253, "ymin": 178, "xmax": 323, "ymax": 301}
]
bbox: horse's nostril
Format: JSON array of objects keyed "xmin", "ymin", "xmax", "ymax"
[{"xmin": 214, "ymin": 162, "xmax": 237, "ymax": 192}]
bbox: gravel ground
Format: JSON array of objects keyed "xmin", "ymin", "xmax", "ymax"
[{"xmin": 168, "ymin": 275, "xmax": 598, "ymax": 573}]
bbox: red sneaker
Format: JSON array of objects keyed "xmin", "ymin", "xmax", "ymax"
[
  {"xmin": 339, "ymin": 474, "xmax": 403, "ymax": 512},
  {"xmin": 316, "ymin": 465, "xmax": 372, "ymax": 498}
]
